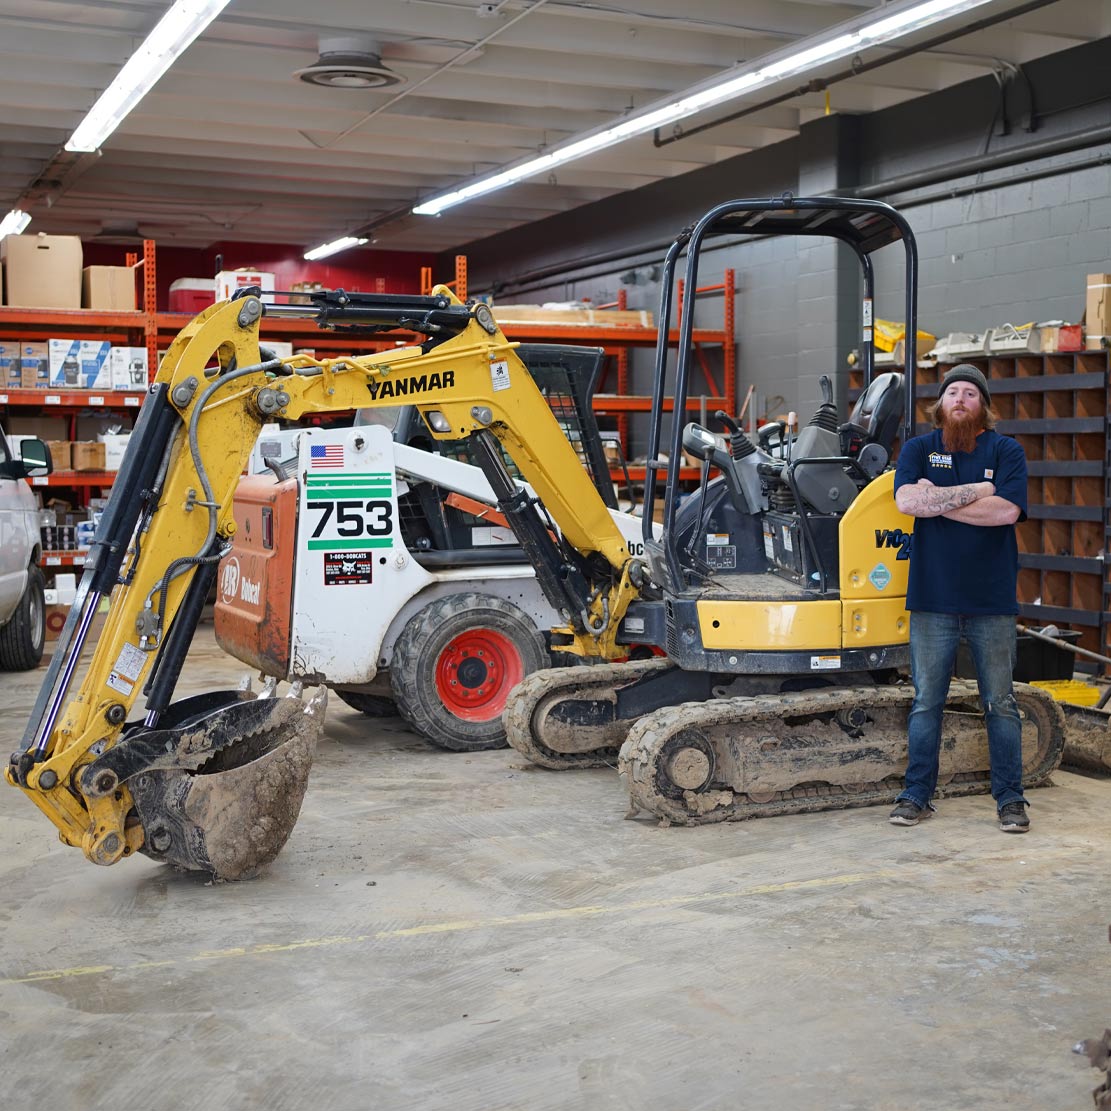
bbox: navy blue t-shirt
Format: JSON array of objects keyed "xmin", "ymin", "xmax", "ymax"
[{"xmin": 893, "ymin": 428, "xmax": 1027, "ymax": 615}]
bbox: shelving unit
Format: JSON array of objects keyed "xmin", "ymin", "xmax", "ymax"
[
  {"xmin": 418, "ymin": 256, "xmax": 738, "ymax": 478},
  {"xmin": 3, "ymin": 248, "xmax": 737, "ymax": 589},
  {"xmin": 851, "ymin": 350, "xmax": 1111, "ymax": 661},
  {"xmin": 0, "ymin": 239, "xmax": 159, "ymax": 369},
  {"xmin": 0, "ymin": 245, "xmax": 155, "ymax": 598}
]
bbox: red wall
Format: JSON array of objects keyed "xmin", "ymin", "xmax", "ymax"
[{"xmin": 83, "ymin": 241, "xmax": 435, "ymax": 310}]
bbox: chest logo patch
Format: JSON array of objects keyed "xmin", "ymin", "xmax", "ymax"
[
  {"xmin": 928, "ymin": 451, "xmax": 953, "ymax": 468},
  {"xmin": 984, "ymin": 468, "xmax": 994, "ymax": 479}
]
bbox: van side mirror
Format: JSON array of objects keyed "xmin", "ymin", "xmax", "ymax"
[{"xmin": 20, "ymin": 438, "xmax": 53, "ymax": 477}]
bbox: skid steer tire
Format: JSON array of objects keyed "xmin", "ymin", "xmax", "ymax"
[
  {"xmin": 390, "ymin": 592, "xmax": 548, "ymax": 752},
  {"xmin": 335, "ymin": 689, "xmax": 398, "ymax": 718},
  {"xmin": 0, "ymin": 563, "xmax": 45, "ymax": 671}
]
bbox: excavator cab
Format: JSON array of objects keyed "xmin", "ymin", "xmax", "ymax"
[{"xmin": 641, "ymin": 196, "xmax": 921, "ymax": 599}]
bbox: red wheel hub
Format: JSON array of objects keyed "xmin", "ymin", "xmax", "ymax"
[{"xmin": 434, "ymin": 628, "xmax": 525, "ymax": 722}]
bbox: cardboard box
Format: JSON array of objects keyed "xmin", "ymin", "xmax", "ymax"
[
  {"xmin": 48, "ymin": 339, "xmax": 83, "ymax": 387},
  {"xmin": 18, "ymin": 341, "xmax": 49, "ymax": 386},
  {"xmin": 82, "ymin": 265, "xmax": 135, "ymax": 311},
  {"xmin": 109, "ymin": 346, "xmax": 149, "ymax": 390},
  {"xmin": 48, "ymin": 339, "xmax": 112, "ymax": 389},
  {"xmin": 2, "ymin": 233, "xmax": 82, "ymax": 308},
  {"xmin": 0, "ymin": 341, "xmax": 17, "ymax": 386},
  {"xmin": 7, "ymin": 415, "xmax": 66, "ymax": 439},
  {"xmin": 71, "ymin": 441, "xmax": 106, "ymax": 471},
  {"xmin": 81, "ymin": 340, "xmax": 113, "ymax": 390},
  {"xmin": 97, "ymin": 432, "xmax": 131, "ymax": 470},
  {"xmin": 75, "ymin": 412, "xmax": 129, "ymax": 441},
  {"xmin": 491, "ymin": 303, "xmax": 654, "ymax": 328},
  {"xmin": 1086, "ymin": 273, "xmax": 1110, "ymax": 327},
  {"xmin": 45, "ymin": 604, "xmax": 107, "ymax": 643},
  {"xmin": 45, "ymin": 440, "xmax": 71, "ymax": 470},
  {"xmin": 216, "ymin": 269, "xmax": 276, "ymax": 305},
  {"xmin": 42, "ymin": 525, "xmax": 76, "ymax": 550},
  {"xmin": 1086, "ymin": 273, "xmax": 1110, "ymax": 350}
]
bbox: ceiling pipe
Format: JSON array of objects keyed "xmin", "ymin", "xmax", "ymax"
[
  {"xmin": 652, "ymin": 0, "xmax": 1060, "ymax": 150},
  {"xmin": 847, "ymin": 123, "xmax": 1111, "ymax": 198}
]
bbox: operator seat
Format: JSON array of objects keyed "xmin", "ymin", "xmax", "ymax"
[{"xmin": 838, "ymin": 371, "xmax": 906, "ymax": 477}]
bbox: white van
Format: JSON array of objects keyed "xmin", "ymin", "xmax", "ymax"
[{"xmin": 0, "ymin": 427, "xmax": 51, "ymax": 669}]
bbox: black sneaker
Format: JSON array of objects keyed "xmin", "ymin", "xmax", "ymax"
[
  {"xmin": 998, "ymin": 801, "xmax": 1030, "ymax": 833},
  {"xmin": 889, "ymin": 799, "xmax": 930, "ymax": 826}
]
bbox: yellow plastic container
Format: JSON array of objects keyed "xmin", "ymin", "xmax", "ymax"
[{"xmin": 1030, "ymin": 679, "xmax": 1102, "ymax": 707}]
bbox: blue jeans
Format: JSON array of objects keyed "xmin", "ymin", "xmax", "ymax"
[{"xmin": 896, "ymin": 612, "xmax": 1027, "ymax": 812}]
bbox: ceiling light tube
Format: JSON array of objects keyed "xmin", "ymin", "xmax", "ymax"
[
  {"xmin": 413, "ymin": 0, "xmax": 994, "ymax": 217},
  {"xmin": 304, "ymin": 236, "xmax": 369, "ymax": 261},
  {"xmin": 0, "ymin": 209, "xmax": 31, "ymax": 241},
  {"xmin": 65, "ymin": 0, "xmax": 232, "ymax": 153}
]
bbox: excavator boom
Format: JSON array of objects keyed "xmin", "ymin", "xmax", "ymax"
[{"xmin": 7, "ymin": 289, "xmax": 640, "ymax": 875}]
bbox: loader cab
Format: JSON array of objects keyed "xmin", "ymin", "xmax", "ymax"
[
  {"xmin": 359, "ymin": 344, "xmax": 618, "ymax": 561},
  {"xmin": 641, "ymin": 196, "xmax": 919, "ymax": 599}
]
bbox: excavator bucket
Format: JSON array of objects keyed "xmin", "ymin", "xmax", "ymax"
[
  {"xmin": 1060, "ymin": 703, "xmax": 1111, "ymax": 774},
  {"xmin": 89, "ymin": 687, "xmax": 325, "ymax": 880}
]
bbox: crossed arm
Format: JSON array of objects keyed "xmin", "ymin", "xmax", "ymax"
[{"xmin": 895, "ymin": 479, "xmax": 1021, "ymax": 525}]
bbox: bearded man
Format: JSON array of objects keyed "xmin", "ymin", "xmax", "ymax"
[{"xmin": 887, "ymin": 364, "xmax": 1032, "ymax": 833}]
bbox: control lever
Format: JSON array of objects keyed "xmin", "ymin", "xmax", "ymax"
[
  {"xmin": 757, "ymin": 419, "xmax": 787, "ymax": 457},
  {"xmin": 682, "ymin": 422, "xmax": 755, "ymax": 514},
  {"xmin": 714, "ymin": 409, "xmax": 755, "ymax": 461}
]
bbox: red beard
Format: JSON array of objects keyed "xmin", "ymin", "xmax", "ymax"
[{"xmin": 940, "ymin": 406, "xmax": 985, "ymax": 454}]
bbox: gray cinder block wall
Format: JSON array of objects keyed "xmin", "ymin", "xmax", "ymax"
[{"xmin": 442, "ymin": 36, "xmax": 1111, "ymax": 454}]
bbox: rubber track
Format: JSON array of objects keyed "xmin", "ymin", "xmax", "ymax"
[
  {"xmin": 619, "ymin": 680, "xmax": 1066, "ymax": 825},
  {"xmin": 503, "ymin": 658, "xmax": 672, "ymax": 769}
]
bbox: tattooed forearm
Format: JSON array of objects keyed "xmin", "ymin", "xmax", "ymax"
[{"xmin": 896, "ymin": 481, "xmax": 995, "ymax": 518}]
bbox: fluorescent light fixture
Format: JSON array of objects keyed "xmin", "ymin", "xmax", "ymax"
[
  {"xmin": 413, "ymin": 0, "xmax": 993, "ymax": 217},
  {"xmin": 303, "ymin": 236, "xmax": 369, "ymax": 261},
  {"xmin": 759, "ymin": 34, "xmax": 863, "ymax": 80},
  {"xmin": 0, "ymin": 209, "xmax": 31, "ymax": 241},
  {"xmin": 65, "ymin": 0, "xmax": 232, "ymax": 153}
]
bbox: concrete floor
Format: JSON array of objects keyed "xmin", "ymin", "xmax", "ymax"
[{"xmin": 2, "ymin": 622, "xmax": 1109, "ymax": 1111}]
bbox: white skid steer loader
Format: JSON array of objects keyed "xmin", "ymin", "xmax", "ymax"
[{"xmin": 215, "ymin": 345, "xmax": 656, "ymax": 752}]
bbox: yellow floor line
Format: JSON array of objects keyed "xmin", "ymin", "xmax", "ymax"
[{"xmin": 2, "ymin": 869, "xmax": 900, "ymax": 986}]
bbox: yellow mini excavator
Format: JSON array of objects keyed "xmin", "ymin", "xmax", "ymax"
[{"xmin": 7, "ymin": 196, "xmax": 1066, "ymax": 877}]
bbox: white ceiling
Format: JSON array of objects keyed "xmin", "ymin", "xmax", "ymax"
[{"xmin": 0, "ymin": 0, "xmax": 1105, "ymax": 254}]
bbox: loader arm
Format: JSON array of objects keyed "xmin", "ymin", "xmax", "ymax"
[{"xmin": 6, "ymin": 290, "xmax": 639, "ymax": 874}]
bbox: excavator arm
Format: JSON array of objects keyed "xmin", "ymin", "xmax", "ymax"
[{"xmin": 6, "ymin": 289, "xmax": 641, "ymax": 876}]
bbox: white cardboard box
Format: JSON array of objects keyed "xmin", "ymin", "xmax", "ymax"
[
  {"xmin": 109, "ymin": 347, "xmax": 149, "ymax": 390},
  {"xmin": 48, "ymin": 339, "xmax": 84, "ymax": 387},
  {"xmin": 81, "ymin": 341, "xmax": 112, "ymax": 390},
  {"xmin": 215, "ymin": 270, "xmax": 276, "ymax": 305},
  {"xmin": 97, "ymin": 432, "xmax": 131, "ymax": 470},
  {"xmin": 49, "ymin": 339, "xmax": 112, "ymax": 389}
]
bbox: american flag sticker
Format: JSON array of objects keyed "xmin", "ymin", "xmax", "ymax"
[{"xmin": 310, "ymin": 443, "xmax": 344, "ymax": 469}]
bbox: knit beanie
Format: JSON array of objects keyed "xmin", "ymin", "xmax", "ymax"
[{"xmin": 939, "ymin": 363, "xmax": 991, "ymax": 404}]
